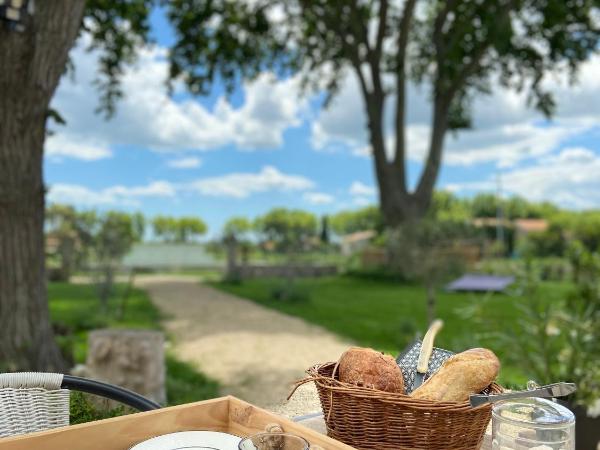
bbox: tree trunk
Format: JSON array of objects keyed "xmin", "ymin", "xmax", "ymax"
[
  {"xmin": 0, "ymin": 1, "xmax": 85, "ymax": 371},
  {"xmin": 58, "ymin": 235, "xmax": 76, "ymax": 281},
  {"xmin": 97, "ymin": 264, "xmax": 114, "ymax": 313},
  {"xmin": 371, "ymin": 99, "xmax": 449, "ymax": 228}
]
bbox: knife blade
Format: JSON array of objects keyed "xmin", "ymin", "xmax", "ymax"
[{"xmin": 413, "ymin": 319, "xmax": 444, "ymax": 389}]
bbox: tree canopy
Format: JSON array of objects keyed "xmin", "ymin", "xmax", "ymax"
[
  {"xmin": 223, "ymin": 216, "xmax": 253, "ymax": 239},
  {"xmin": 330, "ymin": 206, "xmax": 383, "ymax": 235},
  {"xmin": 164, "ymin": 0, "xmax": 599, "ymax": 225},
  {"xmin": 254, "ymin": 208, "xmax": 318, "ymax": 252},
  {"xmin": 152, "ymin": 215, "xmax": 208, "ymax": 242}
]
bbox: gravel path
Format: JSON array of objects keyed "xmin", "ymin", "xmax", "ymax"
[{"xmin": 136, "ymin": 275, "xmax": 352, "ymax": 414}]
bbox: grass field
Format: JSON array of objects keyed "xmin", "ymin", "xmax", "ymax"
[
  {"xmin": 213, "ymin": 275, "xmax": 573, "ymax": 386},
  {"xmin": 48, "ymin": 282, "xmax": 219, "ymax": 406}
]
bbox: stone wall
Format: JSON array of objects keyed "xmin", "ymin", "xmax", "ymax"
[{"xmin": 239, "ymin": 264, "xmax": 338, "ymax": 278}]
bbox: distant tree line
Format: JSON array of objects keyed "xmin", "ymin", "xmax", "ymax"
[
  {"xmin": 46, "ymin": 205, "xmax": 208, "ymax": 283},
  {"xmin": 223, "ymin": 209, "xmax": 326, "ymax": 255},
  {"xmin": 328, "ymin": 192, "xmax": 600, "ymax": 257},
  {"xmin": 47, "ymin": 193, "xmax": 600, "ymax": 277}
]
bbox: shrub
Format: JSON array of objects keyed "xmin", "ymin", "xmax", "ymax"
[
  {"xmin": 70, "ymin": 391, "xmax": 126, "ymax": 425},
  {"xmin": 470, "ymin": 252, "xmax": 600, "ymax": 410},
  {"xmin": 269, "ymin": 281, "xmax": 311, "ymax": 303}
]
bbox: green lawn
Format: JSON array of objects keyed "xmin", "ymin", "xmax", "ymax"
[
  {"xmin": 213, "ymin": 275, "xmax": 572, "ymax": 387},
  {"xmin": 48, "ymin": 282, "xmax": 219, "ymax": 406}
]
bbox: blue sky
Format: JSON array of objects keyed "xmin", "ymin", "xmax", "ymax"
[{"xmin": 45, "ymin": 11, "xmax": 600, "ymax": 237}]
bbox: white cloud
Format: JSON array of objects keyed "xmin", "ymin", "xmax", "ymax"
[
  {"xmin": 349, "ymin": 181, "xmax": 376, "ymax": 197},
  {"xmin": 303, "ymin": 192, "xmax": 335, "ymax": 205},
  {"xmin": 48, "ymin": 166, "xmax": 316, "ymax": 206},
  {"xmin": 48, "ymin": 181, "xmax": 176, "ymax": 207},
  {"xmin": 186, "ymin": 166, "xmax": 314, "ymax": 199},
  {"xmin": 448, "ymin": 147, "xmax": 600, "ymax": 209},
  {"xmin": 443, "ymin": 121, "xmax": 590, "ymax": 168},
  {"xmin": 45, "ymin": 134, "xmax": 112, "ymax": 161},
  {"xmin": 50, "ymin": 34, "xmax": 307, "ymax": 160},
  {"xmin": 310, "ymin": 55, "xmax": 600, "ymax": 169},
  {"xmin": 167, "ymin": 157, "xmax": 202, "ymax": 169},
  {"xmin": 353, "ymin": 196, "xmax": 372, "ymax": 206},
  {"xmin": 214, "ymin": 74, "xmax": 307, "ymax": 149}
]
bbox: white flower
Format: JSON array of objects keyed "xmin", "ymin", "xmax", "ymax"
[{"xmin": 587, "ymin": 398, "xmax": 600, "ymax": 418}]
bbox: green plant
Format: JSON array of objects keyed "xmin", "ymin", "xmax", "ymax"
[
  {"xmin": 269, "ymin": 281, "xmax": 311, "ymax": 303},
  {"xmin": 524, "ymin": 224, "xmax": 567, "ymax": 257},
  {"xmin": 69, "ymin": 391, "xmax": 126, "ymax": 425},
  {"xmin": 385, "ymin": 220, "xmax": 472, "ymax": 322},
  {"xmin": 470, "ymin": 249, "xmax": 599, "ymax": 410}
]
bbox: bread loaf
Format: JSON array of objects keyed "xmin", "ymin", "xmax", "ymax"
[
  {"xmin": 338, "ymin": 347, "xmax": 405, "ymax": 394},
  {"xmin": 411, "ymin": 348, "xmax": 499, "ymax": 402}
]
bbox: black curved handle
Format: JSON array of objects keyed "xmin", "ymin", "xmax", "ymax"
[{"xmin": 62, "ymin": 375, "xmax": 161, "ymax": 411}]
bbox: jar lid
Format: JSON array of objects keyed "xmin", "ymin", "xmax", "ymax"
[{"xmin": 492, "ymin": 397, "xmax": 575, "ymax": 427}]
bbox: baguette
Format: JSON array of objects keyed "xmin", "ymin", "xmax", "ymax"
[{"xmin": 411, "ymin": 348, "xmax": 499, "ymax": 402}]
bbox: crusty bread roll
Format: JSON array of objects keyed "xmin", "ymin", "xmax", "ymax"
[
  {"xmin": 411, "ymin": 348, "xmax": 499, "ymax": 402},
  {"xmin": 338, "ymin": 347, "xmax": 405, "ymax": 394}
]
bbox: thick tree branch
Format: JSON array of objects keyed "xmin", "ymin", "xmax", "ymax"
[
  {"xmin": 392, "ymin": 0, "xmax": 417, "ymax": 192},
  {"xmin": 348, "ymin": 1, "xmax": 372, "ymax": 55},
  {"xmin": 414, "ymin": 94, "xmax": 449, "ymax": 202},
  {"xmin": 348, "ymin": 1, "xmax": 385, "ymax": 98},
  {"xmin": 416, "ymin": 0, "xmax": 519, "ymax": 204},
  {"xmin": 375, "ymin": 0, "xmax": 389, "ymax": 59},
  {"xmin": 446, "ymin": 41, "xmax": 490, "ymax": 98},
  {"xmin": 326, "ymin": 2, "xmax": 389, "ymax": 169}
]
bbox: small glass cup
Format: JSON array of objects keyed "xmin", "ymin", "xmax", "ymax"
[{"xmin": 238, "ymin": 432, "xmax": 310, "ymax": 450}]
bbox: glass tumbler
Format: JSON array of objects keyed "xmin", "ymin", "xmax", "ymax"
[
  {"xmin": 238, "ymin": 432, "xmax": 310, "ymax": 450},
  {"xmin": 492, "ymin": 397, "xmax": 575, "ymax": 449}
]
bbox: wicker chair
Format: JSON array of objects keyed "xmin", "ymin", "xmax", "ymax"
[{"xmin": 0, "ymin": 372, "xmax": 160, "ymax": 438}]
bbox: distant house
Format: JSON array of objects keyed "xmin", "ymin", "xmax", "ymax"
[
  {"xmin": 514, "ymin": 218, "xmax": 549, "ymax": 235},
  {"xmin": 471, "ymin": 217, "xmax": 513, "ymax": 228},
  {"xmin": 122, "ymin": 243, "xmax": 223, "ymax": 271},
  {"xmin": 471, "ymin": 217, "xmax": 549, "ymax": 256},
  {"xmin": 341, "ymin": 230, "xmax": 376, "ymax": 256},
  {"xmin": 471, "ymin": 217, "xmax": 549, "ymax": 234}
]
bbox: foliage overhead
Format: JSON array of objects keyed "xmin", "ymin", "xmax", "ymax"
[
  {"xmin": 161, "ymin": 0, "xmax": 599, "ymax": 224},
  {"xmin": 59, "ymin": 1, "xmax": 598, "ymax": 226},
  {"xmin": 166, "ymin": 0, "xmax": 599, "ymax": 114},
  {"xmin": 82, "ymin": 0, "xmax": 156, "ymax": 117}
]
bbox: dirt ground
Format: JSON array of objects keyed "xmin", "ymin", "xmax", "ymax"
[{"xmin": 136, "ymin": 275, "xmax": 352, "ymax": 415}]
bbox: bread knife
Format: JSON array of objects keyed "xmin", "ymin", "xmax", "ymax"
[{"xmin": 413, "ymin": 319, "xmax": 444, "ymax": 389}]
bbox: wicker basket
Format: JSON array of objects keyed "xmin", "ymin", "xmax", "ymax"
[{"xmin": 304, "ymin": 362, "xmax": 503, "ymax": 450}]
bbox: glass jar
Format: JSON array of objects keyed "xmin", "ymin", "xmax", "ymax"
[{"xmin": 492, "ymin": 397, "xmax": 575, "ymax": 449}]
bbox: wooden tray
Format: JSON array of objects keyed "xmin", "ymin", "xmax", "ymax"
[{"xmin": 0, "ymin": 396, "xmax": 355, "ymax": 450}]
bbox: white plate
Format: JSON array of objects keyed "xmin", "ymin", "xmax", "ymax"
[{"xmin": 129, "ymin": 431, "xmax": 241, "ymax": 450}]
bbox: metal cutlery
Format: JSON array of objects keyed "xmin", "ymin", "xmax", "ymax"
[{"xmin": 469, "ymin": 382, "xmax": 577, "ymax": 407}]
